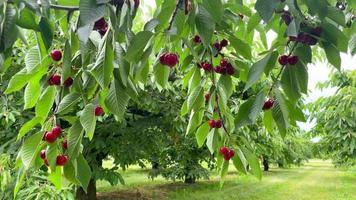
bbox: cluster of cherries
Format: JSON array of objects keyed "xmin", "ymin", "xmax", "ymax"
[
  {"xmin": 208, "ymin": 119, "xmax": 223, "ymax": 129},
  {"xmin": 278, "ymin": 55, "xmax": 299, "ymax": 66},
  {"xmin": 219, "ymin": 147, "xmax": 235, "ymax": 161},
  {"xmin": 199, "ymin": 59, "xmax": 235, "ymax": 75},
  {"xmin": 41, "ymin": 126, "xmax": 68, "ymax": 166},
  {"xmin": 290, "ymin": 27, "xmax": 322, "ymax": 46},
  {"xmin": 48, "ymin": 50, "xmax": 74, "ymax": 87},
  {"xmin": 159, "ymin": 52, "xmax": 179, "ymax": 68},
  {"xmin": 213, "ymin": 39, "xmax": 228, "ymax": 52}
]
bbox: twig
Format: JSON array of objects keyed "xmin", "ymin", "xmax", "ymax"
[{"xmin": 167, "ymin": 0, "xmax": 183, "ymax": 31}]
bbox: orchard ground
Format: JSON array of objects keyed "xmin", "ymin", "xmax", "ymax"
[{"xmin": 96, "ymin": 160, "xmax": 356, "ymax": 200}]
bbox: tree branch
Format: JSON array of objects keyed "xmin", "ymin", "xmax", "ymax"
[{"xmin": 167, "ymin": 0, "xmax": 183, "ymax": 31}]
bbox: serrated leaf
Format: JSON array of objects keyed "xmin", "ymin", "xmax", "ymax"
[
  {"xmin": 20, "ymin": 132, "xmax": 43, "ymax": 169},
  {"xmin": 62, "ymin": 40, "xmax": 72, "ymax": 82},
  {"xmin": 321, "ymin": 42, "xmax": 341, "ymax": 70},
  {"xmin": 48, "ymin": 166, "xmax": 62, "ymax": 190},
  {"xmin": 255, "ymin": 0, "xmax": 280, "ymax": 22},
  {"xmin": 247, "ymin": 14, "xmax": 261, "ymax": 33},
  {"xmin": 68, "ymin": 121, "xmax": 84, "ymax": 159},
  {"xmin": 80, "ymin": 104, "xmax": 96, "ymax": 140},
  {"xmin": 125, "ymin": 31, "xmax": 153, "ymax": 62},
  {"xmin": 5, "ymin": 69, "xmax": 32, "ymax": 94},
  {"xmin": 240, "ymin": 146, "xmax": 262, "ymax": 180},
  {"xmin": 35, "ymin": 86, "xmax": 56, "ymax": 120},
  {"xmin": 202, "ymin": 0, "xmax": 223, "ymax": 23},
  {"xmin": 1, "ymin": 3, "xmax": 18, "ymax": 52},
  {"xmin": 232, "ymin": 147, "xmax": 248, "ymax": 174},
  {"xmin": 196, "ymin": 5, "xmax": 215, "ymax": 46},
  {"xmin": 272, "ymin": 90, "xmax": 289, "ymax": 138},
  {"xmin": 263, "ymin": 110, "xmax": 274, "ymax": 133},
  {"xmin": 46, "ymin": 142, "xmax": 58, "ymax": 171},
  {"xmin": 219, "ymin": 160, "xmax": 229, "ymax": 188},
  {"xmin": 281, "ymin": 63, "xmax": 308, "ymax": 102},
  {"xmin": 196, "ymin": 122, "xmax": 210, "ymax": 147},
  {"xmin": 229, "ymin": 35, "xmax": 252, "ymax": 60},
  {"xmin": 187, "ymin": 85, "xmax": 204, "ymax": 111},
  {"xmin": 105, "ymin": 79, "xmax": 130, "ymax": 121},
  {"xmin": 154, "ymin": 64, "xmax": 170, "ymax": 89},
  {"xmin": 76, "ymin": 154, "xmax": 92, "ymax": 192},
  {"xmin": 79, "ymin": 0, "xmax": 105, "ymax": 26},
  {"xmin": 16, "ymin": 8, "xmax": 39, "ymax": 31},
  {"xmin": 235, "ymin": 91, "xmax": 265, "ymax": 128},
  {"xmin": 24, "ymin": 78, "xmax": 42, "ymax": 109},
  {"xmin": 56, "ymin": 93, "xmax": 81, "ymax": 114},
  {"xmin": 206, "ymin": 129, "xmax": 216, "ymax": 154},
  {"xmin": 39, "ymin": 17, "xmax": 53, "ymax": 50},
  {"xmin": 17, "ymin": 117, "xmax": 42, "ymax": 140},
  {"xmin": 186, "ymin": 110, "xmax": 203, "ymax": 135}
]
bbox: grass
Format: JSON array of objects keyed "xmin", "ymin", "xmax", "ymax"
[{"xmin": 97, "ymin": 160, "xmax": 356, "ymax": 200}]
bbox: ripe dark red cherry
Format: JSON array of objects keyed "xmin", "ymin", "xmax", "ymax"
[
  {"xmin": 215, "ymin": 120, "xmax": 223, "ymax": 128},
  {"xmin": 62, "ymin": 139, "xmax": 68, "ymax": 150},
  {"xmin": 263, "ymin": 99, "xmax": 274, "ymax": 110},
  {"xmin": 287, "ymin": 55, "xmax": 299, "ymax": 65},
  {"xmin": 95, "ymin": 106, "xmax": 104, "ymax": 116},
  {"xmin": 201, "ymin": 62, "xmax": 213, "ymax": 72},
  {"xmin": 281, "ymin": 11, "xmax": 292, "ymax": 25},
  {"xmin": 193, "ymin": 35, "xmax": 202, "ymax": 44},
  {"xmin": 159, "ymin": 53, "xmax": 178, "ymax": 67},
  {"xmin": 40, "ymin": 150, "xmax": 46, "ymax": 159},
  {"xmin": 56, "ymin": 155, "xmax": 68, "ymax": 166},
  {"xmin": 228, "ymin": 149, "xmax": 235, "ymax": 159},
  {"xmin": 94, "ymin": 18, "xmax": 107, "ymax": 30},
  {"xmin": 45, "ymin": 131, "xmax": 57, "ymax": 143},
  {"xmin": 208, "ymin": 120, "xmax": 216, "ymax": 128},
  {"xmin": 205, "ymin": 94, "xmax": 210, "ymax": 103},
  {"xmin": 134, "ymin": 0, "xmax": 140, "ymax": 8},
  {"xmin": 51, "ymin": 50, "xmax": 62, "ymax": 61},
  {"xmin": 48, "ymin": 74, "xmax": 61, "ymax": 86},
  {"xmin": 213, "ymin": 42, "xmax": 222, "ymax": 52},
  {"xmin": 44, "ymin": 159, "xmax": 49, "ymax": 166},
  {"xmin": 226, "ymin": 64, "xmax": 235, "ymax": 75},
  {"xmin": 52, "ymin": 126, "xmax": 62, "ymax": 137},
  {"xmin": 220, "ymin": 147, "xmax": 229, "ymax": 155},
  {"xmin": 278, "ymin": 55, "xmax": 289, "ymax": 65},
  {"xmin": 220, "ymin": 39, "xmax": 229, "ymax": 47},
  {"xmin": 64, "ymin": 77, "xmax": 73, "ymax": 87},
  {"xmin": 220, "ymin": 59, "xmax": 229, "ymax": 67}
]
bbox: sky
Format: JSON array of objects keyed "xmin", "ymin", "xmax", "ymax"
[{"xmin": 140, "ymin": 1, "xmax": 356, "ymax": 131}]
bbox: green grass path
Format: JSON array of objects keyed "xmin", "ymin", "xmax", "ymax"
[{"xmin": 98, "ymin": 160, "xmax": 356, "ymax": 200}]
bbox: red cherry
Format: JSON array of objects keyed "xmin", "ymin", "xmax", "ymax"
[
  {"xmin": 226, "ymin": 64, "xmax": 235, "ymax": 75},
  {"xmin": 51, "ymin": 50, "xmax": 62, "ymax": 61},
  {"xmin": 49, "ymin": 74, "xmax": 61, "ymax": 86},
  {"xmin": 208, "ymin": 120, "xmax": 216, "ymax": 128},
  {"xmin": 95, "ymin": 106, "xmax": 104, "ymax": 116},
  {"xmin": 45, "ymin": 131, "xmax": 57, "ymax": 143},
  {"xmin": 64, "ymin": 77, "xmax": 73, "ymax": 87},
  {"xmin": 219, "ymin": 66, "xmax": 227, "ymax": 75},
  {"xmin": 56, "ymin": 155, "xmax": 68, "ymax": 166},
  {"xmin": 98, "ymin": 26, "xmax": 108, "ymax": 36},
  {"xmin": 94, "ymin": 18, "xmax": 107, "ymax": 31},
  {"xmin": 213, "ymin": 42, "xmax": 222, "ymax": 51},
  {"xmin": 193, "ymin": 35, "xmax": 201, "ymax": 44},
  {"xmin": 311, "ymin": 27, "xmax": 322, "ymax": 37},
  {"xmin": 220, "ymin": 39, "xmax": 229, "ymax": 47},
  {"xmin": 44, "ymin": 159, "xmax": 49, "ymax": 166},
  {"xmin": 40, "ymin": 150, "xmax": 46, "ymax": 159},
  {"xmin": 281, "ymin": 11, "xmax": 292, "ymax": 25},
  {"xmin": 214, "ymin": 66, "xmax": 222, "ymax": 74},
  {"xmin": 159, "ymin": 53, "xmax": 167, "ymax": 65},
  {"xmin": 223, "ymin": 154, "xmax": 231, "ymax": 161},
  {"xmin": 220, "ymin": 59, "xmax": 229, "ymax": 67},
  {"xmin": 62, "ymin": 139, "xmax": 68, "ymax": 150},
  {"xmin": 220, "ymin": 147, "xmax": 229, "ymax": 156},
  {"xmin": 134, "ymin": 0, "xmax": 140, "ymax": 8},
  {"xmin": 165, "ymin": 53, "xmax": 178, "ymax": 67},
  {"xmin": 263, "ymin": 99, "xmax": 274, "ymax": 110},
  {"xmin": 52, "ymin": 126, "xmax": 62, "ymax": 137},
  {"xmin": 215, "ymin": 120, "xmax": 222, "ymax": 128},
  {"xmin": 287, "ymin": 56, "xmax": 299, "ymax": 65},
  {"xmin": 278, "ymin": 55, "xmax": 289, "ymax": 65},
  {"xmin": 228, "ymin": 149, "xmax": 235, "ymax": 159},
  {"xmin": 205, "ymin": 94, "xmax": 210, "ymax": 103},
  {"xmin": 201, "ymin": 62, "xmax": 213, "ymax": 72}
]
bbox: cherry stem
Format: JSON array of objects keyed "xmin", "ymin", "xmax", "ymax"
[{"xmin": 267, "ymin": 41, "xmax": 298, "ymax": 96}]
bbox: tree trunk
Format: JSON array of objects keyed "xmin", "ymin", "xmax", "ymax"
[
  {"xmin": 262, "ymin": 156, "xmax": 269, "ymax": 171},
  {"xmin": 184, "ymin": 175, "xmax": 196, "ymax": 184},
  {"xmin": 76, "ymin": 178, "xmax": 97, "ymax": 200}
]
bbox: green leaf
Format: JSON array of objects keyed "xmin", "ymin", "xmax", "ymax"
[
  {"xmin": 14, "ymin": 167, "xmax": 26, "ymax": 199},
  {"xmin": 24, "ymin": 78, "xmax": 42, "ymax": 109},
  {"xmin": 263, "ymin": 110, "xmax": 274, "ymax": 133},
  {"xmin": 46, "ymin": 142, "xmax": 59, "ymax": 171},
  {"xmin": 195, "ymin": 122, "xmax": 210, "ymax": 148},
  {"xmin": 202, "ymin": 0, "xmax": 223, "ymax": 23},
  {"xmin": 247, "ymin": 14, "xmax": 261, "ymax": 33},
  {"xmin": 235, "ymin": 91, "xmax": 265, "ymax": 128},
  {"xmin": 35, "ymin": 86, "xmax": 56, "ymax": 120},
  {"xmin": 244, "ymin": 51, "xmax": 277, "ymax": 90},
  {"xmin": 16, "ymin": 8, "xmax": 39, "ymax": 31},
  {"xmin": 0, "ymin": 3, "xmax": 18, "ymax": 52},
  {"xmin": 218, "ymin": 75, "xmax": 233, "ymax": 98},
  {"xmin": 195, "ymin": 5, "xmax": 215, "ymax": 46},
  {"xmin": 326, "ymin": 6, "xmax": 345, "ymax": 26},
  {"xmin": 154, "ymin": 64, "xmax": 170, "ymax": 89},
  {"xmin": 229, "ymin": 35, "xmax": 252, "ymax": 60},
  {"xmin": 272, "ymin": 90, "xmax": 289, "ymax": 138},
  {"xmin": 186, "ymin": 110, "xmax": 203, "ymax": 135},
  {"xmin": 64, "ymin": 161, "xmax": 79, "ymax": 184},
  {"xmin": 206, "ymin": 129, "xmax": 217, "ymax": 154},
  {"xmin": 240, "ymin": 146, "xmax": 262, "ymax": 180},
  {"xmin": 294, "ymin": 45, "xmax": 312, "ymax": 64},
  {"xmin": 80, "ymin": 104, "xmax": 96, "ymax": 140},
  {"xmin": 62, "ymin": 40, "xmax": 72, "ymax": 82},
  {"xmin": 17, "ymin": 117, "xmax": 42, "ymax": 140},
  {"xmin": 255, "ymin": 0, "xmax": 280, "ymax": 22},
  {"xmin": 306, "ymin": 0, "xmax": 328, "ymax": 18},
  {"xmin": 25, "ymin": 46, "xmax": 49, "ymax": 74},
  {"xmin": 125, "ymin": 31, "xmax": 153, "ymax": 62},
  {"xmin": 68, "ymin": 121, "xmax": 84, "ymax": 159},
  {"xmin": 321, "ymin": 22, "xmax": 348, "ymax": 52},
  {"xmin": 219, "ymin": 160, "xmax": 229, "ymax": 188},
  {"xmin": 281, "ymin": 63, "xmax": 308, "ymax": 101},
  {"xmin": 48, "ymin": 166, "xmax": 62, "ymax": 190},
  {"xmin": 155, "ymin": 0, "xmax": 176, "ymax": 31},
  {"xmin": 232, "ymin": 147, "xmax": 248, "ymax": 174},
  {"xmin": 321, "ymin": 42, "xmax": 341, "ymax": 70},
  {"xmin": 349, "ymin": 34, "xmax": 356, "ymax": 56},
  {"xmin": 56, "ymin": 93, "xmax": 81, "ymax": 114},
  {"xmin": 76, "ymin": 154, "xmax": 92, "ymax": 192},
  {"xmin": 79, "ymin": 0, "xmax": 105, "ymax": 26},
  {"xmin": 91, "ymin": 34, "xmax": 114, "ymax": 89},
  {"xmin": 105, "ymin": 79, "xmax": 130, "ymax": 121},
  {"xmin": 39, "ymin": 17, "xmax": 53, "ymax": 50},
  {"xmin": 4, "ymin": 68, "xmax": 32, "ymax": 94},
  {"xmin": 187, "ymin": 85, "xmax": 204, "ymax": 112},
  {"xmin": 20, "ymin": 132, "xmax": 43, "ymax": 169}
]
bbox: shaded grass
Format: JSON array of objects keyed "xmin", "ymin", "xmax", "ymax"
[{"xmin": 97, "ymin": 160, "xmax": 356, "ymax": 200}]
